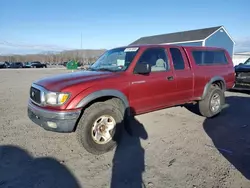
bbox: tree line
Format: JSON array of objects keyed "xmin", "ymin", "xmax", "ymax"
[{"xmin": 0, "ymin": 49, "xmax": 106, "ymax": 65}]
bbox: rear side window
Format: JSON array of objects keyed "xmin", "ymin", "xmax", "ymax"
[
  {"xmin": 192, "ymin": 50, "xmax": 228, "ymax": 65},
  {"xmin": 170, "ymin": 48, "xmax": 185, "ymax": 70}
]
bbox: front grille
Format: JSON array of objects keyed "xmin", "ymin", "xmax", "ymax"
[
  {"xmin": 30, "ymin": 87, "xmax": 41, "ymax": 104},
  {"xmin": 236, "ymin": 72, "xmax": 250, "ymax": 78}
]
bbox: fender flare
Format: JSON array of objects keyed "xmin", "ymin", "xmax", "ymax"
[
  {"xmin": 201, "ymin": 76, "xmax": 226, "ymax": 100},
  {"xmin": 76, "ymin": 89, "xmax": 129, "ymax": 109}
]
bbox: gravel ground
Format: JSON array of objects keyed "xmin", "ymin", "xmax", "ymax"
[{"xmin": 0, "ymin": 68, "xmax": 250, "ymax": 188}]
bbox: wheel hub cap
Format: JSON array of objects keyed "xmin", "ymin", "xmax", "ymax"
[
  {"xmin": 91, "ymin": 115, "xmax": 116, "ymax": 144},
  {"xmin": 210, "ymin": 93, "xmax": 221, "ymax": 112}
]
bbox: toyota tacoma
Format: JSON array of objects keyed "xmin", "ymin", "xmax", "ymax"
[{"xmin": 28, "ymin": 44, "xmax": 235, "ymax": 155}]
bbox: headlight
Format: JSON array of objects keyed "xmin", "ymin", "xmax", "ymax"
[{"xmin": 45, "ymin": 92, "xmax": 70, "ymax": 105}]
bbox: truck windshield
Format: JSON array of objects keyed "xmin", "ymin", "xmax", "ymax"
[
  {"xmin": 243, "ymin": 58, "xmax": 250, "ymax": 65},
  {"xmin": 90, "ymin": 47, "xmax": 139, "ymax": 72}
]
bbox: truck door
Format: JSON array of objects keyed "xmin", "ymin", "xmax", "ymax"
[
  {"xmin": 167, "ymin": 47, "xmax": 193, "ymax": 103},
  {"xmin": 129, "ymin": 47, "xmax": 177, "ymax": 114}
]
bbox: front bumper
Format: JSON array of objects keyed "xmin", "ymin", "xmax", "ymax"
[
  {"xmin": 233, "ymin": 83, "xmax": 250, "ymax": 91},
  {"xmin": 28, "ymin": 101, "xmax": 81, "ymax": 132},
  {"xmin": 233, "ymin": 79, "xmax": 250, "ymax": 91}
]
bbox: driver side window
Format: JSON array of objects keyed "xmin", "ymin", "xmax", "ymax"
[{"xmin": 137, "ymin": 48, "xmax": 169, "ymax": 72}]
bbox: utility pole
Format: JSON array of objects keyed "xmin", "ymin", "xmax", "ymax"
[{"xmin": 81, "ymin": 33, "xmax": 82, "ymax": 49}]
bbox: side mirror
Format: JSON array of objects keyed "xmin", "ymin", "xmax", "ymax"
[{"xmin": 134, "ymin": 63, "xmax": 151, "ymax": 74}]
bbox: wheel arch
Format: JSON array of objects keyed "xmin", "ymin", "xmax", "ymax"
[
  {"xmin": 201, "ymin": 76, "xmax": 226, "ymax": 100},
  {"xmin": 73, "ymin": 89, "xmax": 129, "ymax": 132},
  {"xmin": 76, "ymin": 89, "xmax": 129, "ymax": 110}
]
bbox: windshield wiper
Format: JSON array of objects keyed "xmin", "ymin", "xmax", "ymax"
[
  {"xmin": 87, "ymin": 67, "xmax": 96, "ymax": 71},
  {"xmin": 97, "ymin": 68, "xmax": 115, "ymax": 72},
  {"xmin": 93, "ymin": 68, "xmax": 119, "ymax": 72},
  {"xmin": 88, "ymin": 66, "xmax": 120, "ymax": 72}
]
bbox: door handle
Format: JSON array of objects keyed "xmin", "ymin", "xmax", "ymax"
[{"xmin": 166, "ymin": 76, "xmax": 174, "ymax": 81}]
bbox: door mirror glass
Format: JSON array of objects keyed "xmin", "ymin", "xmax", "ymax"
[{"xmin": 134, "ymin": 63, "xmax": 151, "ymax": 74}]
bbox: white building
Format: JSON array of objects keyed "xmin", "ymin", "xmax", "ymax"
[{"xmin": 233, "ymin": 52, "xmax": 250, "ymax": 66}]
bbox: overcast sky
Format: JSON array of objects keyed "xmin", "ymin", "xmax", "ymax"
[{"xmin": 0, "ymin": 0, "xmax": 249, "ymax": 54}]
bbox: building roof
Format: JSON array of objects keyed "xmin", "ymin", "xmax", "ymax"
[{"xmin": 130, "ymin": 26, "xmax": 222, "ymax": 45}]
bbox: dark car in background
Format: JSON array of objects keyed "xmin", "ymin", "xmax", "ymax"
[
  {"xmin": 31, "ymin": 61, "xmax": 47, "ymax": 68},
  {"xmin": 9, "ymin": 62, "xmax": 23, "ymax": 68},
  {"xmin": 234, "ymin": 58, "xmax": 250, "ymax": 90},
  {"xmin": 0, "ymin": 62, "xmax": 10, "ymax": 69},
  {"xmin": 0, "ymin": 62, "xmax": 7, "ymax": 69},
  {"xmin": 62, "ymin": 61, "xmax": 68, "ymax": 66},
  {"xmin": 5, "ymin": 62, "xmax": 10, "ymax": 68}
]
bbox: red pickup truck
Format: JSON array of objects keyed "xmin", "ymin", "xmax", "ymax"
[{"xmin": 28, "ymin": 44, "xmax": 235, "ymax": 154}]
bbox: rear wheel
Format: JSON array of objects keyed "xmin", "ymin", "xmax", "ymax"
[
  {"xmin": 76, "ymin": 101, "xmax": 124, "ymax": 155},
  {"xmin": 198, "ymin": 85, "xmax": 225, "ymax": 118}
]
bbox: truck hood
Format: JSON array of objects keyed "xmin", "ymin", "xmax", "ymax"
[
  {"xmin": 34, "ymin": 70, "xmax": 118, "ymax": 91},
  {"xmin": 235, "ymin": 64, "xmax": 250, "ymax": 72}
]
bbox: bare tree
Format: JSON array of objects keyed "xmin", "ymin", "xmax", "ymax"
[{"xmin": 0, "ymin": 49, "xmax": 105, "ymax": 65}]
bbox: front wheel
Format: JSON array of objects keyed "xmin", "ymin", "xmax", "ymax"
[
  {"xmin": 76, "ymin": 101, "xmax": 124, "ymax": 155},
  {"xmin": 198, "ymin": 85, "xmax": 225, "ymax": 118}
]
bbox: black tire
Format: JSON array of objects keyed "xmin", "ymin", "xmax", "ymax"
[
  {"xmin": 76, "ymin": 101, "xmax": 124, "ymax": 155},
  {"xmin": 198, "ymin": 85, "xmax": 225, "ymax": 118},
  {"xmin": 105, "ymin": 98, "xmax": 132, "ymax": 134},
  {"xmin": 105, "ymin": 98, "xmax": 125, "ymax": 114}
]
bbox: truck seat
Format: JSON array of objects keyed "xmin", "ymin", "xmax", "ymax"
[{"xmin": 151, "ymin": 58, "xmax": 167, "ymax": 71}]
